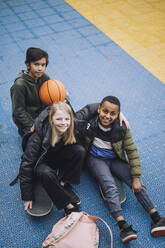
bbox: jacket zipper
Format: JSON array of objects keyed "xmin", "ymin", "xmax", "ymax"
[{"xmin": 34, "ymin": 148, "xmax": 47, "ymax": 172}]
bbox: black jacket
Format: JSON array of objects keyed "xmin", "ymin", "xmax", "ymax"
[
  {"xmin": 19, "ymin": 111, "xmax": 52, "ymax": 201},
  {"xmin": 19, "ymin": 103, "xmax": 99, "ymax": 201}
]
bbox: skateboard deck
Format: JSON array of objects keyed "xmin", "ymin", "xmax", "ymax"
[
  {"xmin": 114, "ymin": 177, "xmax": 126, "ymax": 204},
  {"xmin": 99, "ymin": 176, "xmax": 126, "ymax": 204},
  {"xmin": 27, "ymin": 180, "xmax": 53, "ymax": 217}
]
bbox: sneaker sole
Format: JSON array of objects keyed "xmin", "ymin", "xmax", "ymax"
[
  {"xmin": 122, "ymin": 234, "xmax": 137, "ymax": 243},
  {"xmin": 74, "ymin": 200, "xmax": 81, "ymax": 205},
  {"xmin": 151, "ymin": 227, "xmax": 165, "ymax": 237}
]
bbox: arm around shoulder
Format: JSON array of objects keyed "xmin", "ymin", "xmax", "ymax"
[{"xmin": 75, "ymin": 103, "xmax": 99, "ymax": 120}]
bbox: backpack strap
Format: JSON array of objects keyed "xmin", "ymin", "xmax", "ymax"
[{"xmin": 87, "ymin": 214, "xmax": 113, "ymax": 248}]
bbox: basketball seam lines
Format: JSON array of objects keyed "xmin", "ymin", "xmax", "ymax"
[
  {"xmin": 54, "ymin": 80, "xmax": 61, "ymax": 101},
  {"xmin": 47, "ymin": 80, "xmax": 54, "ymax": 104}
]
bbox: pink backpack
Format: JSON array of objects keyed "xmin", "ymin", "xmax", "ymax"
[{"xmin": 42, "ymin": 212, "xmax": 113, "ymax": 248}]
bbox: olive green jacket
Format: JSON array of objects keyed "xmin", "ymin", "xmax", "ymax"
[
  {"xmin": 111, "ymin": 129, "xmax": 142, "ymax": 176},
  {"xmin": 10, "ymin": 71, "xmax": 49, "ymax": 129}
]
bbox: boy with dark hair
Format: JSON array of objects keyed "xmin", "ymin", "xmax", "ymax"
[
  {"xmin": 10, "ymin": 47, "xmax": 131, "ymax": 137},
  {"xmin": 25, "ymin": 47, "xmax": 49, "ymax": 66},
  {"xmin": 10, "ymin": 47, "xmax": 50, "ymax": 136},
  {"xmin": 75, "ymin": 95, "xmax": 165, "ymax": 243}
]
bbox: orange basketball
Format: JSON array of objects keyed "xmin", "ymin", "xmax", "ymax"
[{"xmin": 39, "ymin": 79, "xmax": 66, "ymax": 105}]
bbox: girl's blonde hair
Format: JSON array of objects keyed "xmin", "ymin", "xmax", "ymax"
[{"xmin": 49, "ymin": 101, "xmax": 76, "ymax": 147}]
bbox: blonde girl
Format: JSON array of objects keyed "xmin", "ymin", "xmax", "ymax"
[{"xmin": 19, "ymin": 101, "xmax": 86, "ymax": 215}]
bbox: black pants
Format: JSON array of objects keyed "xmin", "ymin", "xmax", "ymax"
[{"xmin": 35, "ymin": 144, "xmax": 86, "ymax": 210}]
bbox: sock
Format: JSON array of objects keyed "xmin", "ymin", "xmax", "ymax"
[
  {"xmin": 118, "ymin": 220, "xmax": 127, "ymax": 230},
  {"xmin": 150, "ymin": 211, "xmax": 161, "ymax": 224}
]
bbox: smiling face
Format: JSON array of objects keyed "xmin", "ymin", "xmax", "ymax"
[
  {"xmin": 27, "ymin": 57, "xmax": 47, "ymax": 80},
  {"xmin": 52, "ymin": 109, "xmax": 71, "ymax": 136},
  {"xmin": 98, "ymin": 100, "xmax": 119, "ymax": 128}
]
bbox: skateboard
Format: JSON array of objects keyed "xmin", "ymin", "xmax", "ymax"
[
  {"xmin": 99, "ymin": 176, "xmax": 126, "ymax": 204},
  {"xmin": 27, "ymin": 179, "xmax": 53, "ymax": 217}
]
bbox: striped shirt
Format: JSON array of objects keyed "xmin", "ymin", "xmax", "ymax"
[{"xmin": 90, "ymin": 122, "xmax": 117, "ymax": 159}]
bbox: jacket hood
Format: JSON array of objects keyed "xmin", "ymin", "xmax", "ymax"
[
  {"xmin": 34, "ymin": 106, "xmax": 50, "ymax": 126},
  {"xmin": 15, "ymin": 70, "xmax": 44, "ymax": 85},
  {"xmin": 22, "ymin": 114, "xmax": 51, "ymax": 153}
]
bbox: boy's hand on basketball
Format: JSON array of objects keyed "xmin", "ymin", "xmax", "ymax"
[
  {"xmin": 132, "ymin": 177, "xmax": 142, "ymax": 193},
  {"xmin": 119, "ymin": 112, "xmax": 130, "ymax": 129},
  {"xmin": 24, "ymin": 201, "xmax": 32, "ymax": 211}
]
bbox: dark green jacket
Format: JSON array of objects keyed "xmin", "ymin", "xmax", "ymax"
[{"xmin": 10, "ymin": 71, "xmax": 49, "ymax": 129}]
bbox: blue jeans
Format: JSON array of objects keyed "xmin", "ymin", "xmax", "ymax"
[{"xmin": 87, "ymin": 155, "xmax": 155, "ymax": 219}]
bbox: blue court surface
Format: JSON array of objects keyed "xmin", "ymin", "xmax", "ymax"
[{"xmin": 0, "ymin": 0, "xmax": 165, "ymax": 247}]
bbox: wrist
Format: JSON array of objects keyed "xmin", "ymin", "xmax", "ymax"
[{"xmin": 132, "ymin": 176, "xmax": 140, "ymax": 182}]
